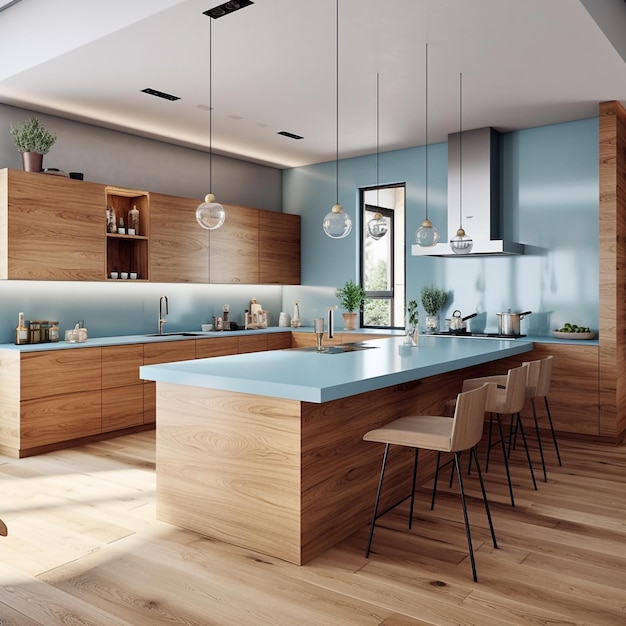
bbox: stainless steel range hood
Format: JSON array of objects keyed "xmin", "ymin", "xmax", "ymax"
[{"xmin": 412, "ymin": 126, "xmax": 524, "ymax": 257}]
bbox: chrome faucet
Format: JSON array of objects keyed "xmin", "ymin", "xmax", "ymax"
[
  {"xmin": 158, "ymin": 295, "xmax": 169, "ymax": 334},
  {"xmin": 327, "ymin": 306, "xmax": 337, "ymax": 339}
]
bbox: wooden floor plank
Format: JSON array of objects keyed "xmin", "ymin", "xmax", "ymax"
[{"xmin": 1, "ymin": 431, "xmax": 626, "ymax": 625}]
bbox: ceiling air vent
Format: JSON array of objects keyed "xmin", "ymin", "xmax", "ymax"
[
  {"xmin": 141, "ymin": 88, "xmax": 180, "ymax": 102},
  {"xmin": 204, "ymin": 1, "xmax": 253, "ymax": 19},
  {"xmin": 278, "ymin": 131, "xmax": 303, "ymax": 140}
]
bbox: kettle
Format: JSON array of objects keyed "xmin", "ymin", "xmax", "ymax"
[{"xmin": 449, "ymin": 310, "xmax": 478, "ymax": 332}]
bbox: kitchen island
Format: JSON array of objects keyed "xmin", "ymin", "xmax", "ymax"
[{"xmin": 140, "ymin": 334, "xmax": 532, "ymax": 565}]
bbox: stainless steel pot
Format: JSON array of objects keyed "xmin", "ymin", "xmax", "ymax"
[{"xmin": 497, "ymin": 310, "xmax": 532, "ymax": 336}]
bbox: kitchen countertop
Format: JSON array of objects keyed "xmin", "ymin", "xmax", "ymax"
[
  {"xmin": 0, "ymin": 327, "xmax": 597, "ymax": 352},
  {"xmin": 139, "ymin": 334, "xmax": 534, "ymax": 403}
]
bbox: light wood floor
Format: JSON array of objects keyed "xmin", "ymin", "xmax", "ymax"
[{"xmin": 0, "ymin": 429, "xmax": 625, "ymax": 625}]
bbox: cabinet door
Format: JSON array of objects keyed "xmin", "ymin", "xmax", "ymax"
[
  {"xmin": 102, "ymin": 344, "xmax": 143, "ymax": 388},
  {"xmin": 150, "ymin": 192, "xmax": 209, "ymax": 283},
  {"xmin": 238, "ymin": 334, "xmax": 267, "ymax": 353},
  {"xmin": 143, "ymin": 340, "xmax": 197, "ymax": 423},
  {"xmin": 259, "ymin": 211, "xmax": 300, "ymax": 284},
  {"xmin": 195, "ymin": 336, "xmax": 238, "ymax": 359},
  {"xmin": 209, "ymin": 204, "xmax": 259, "ymax": 284},
  {"xmin": 3, "ymin": 169, "xmax": 105, "ymax": 280},
  {"xmin": 267, "ymin": 332, "xmax": 291, "ymax": 351}
]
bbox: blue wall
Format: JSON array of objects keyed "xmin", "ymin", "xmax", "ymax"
[{"xmin": 283, "ymin": 118, "xmax": 599, "ymax": 336}]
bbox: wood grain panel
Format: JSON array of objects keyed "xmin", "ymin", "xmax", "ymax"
[
  {"xmin": 598, "ymin": 102, "xmax": 626, "ymax": 440},
  {"xmin": 267, "ymin": 332, "xmax": 291, "ymax": 351},
  {"xmin": 150, "ymin": 192, "xmax": 209, "ymax": 283},
  {"xmin": 143, "ymin": 382, "xmax": 156, "ymax": 424},
  {"xmin": 21, "ymin": 347, "xmax": 102, "ymax": 401},
  {"xmin": 3, "ymin": 169, "xmax": 105, "ymax": 280},
  {"xmin": 102, "ymin": 344, "xmax": 144, "ymax": 389},
  {"xmin": 238, "ymin": 334, "xmax": 267, "ymax": 353},
  {"xmin": 258, "ymin": 211, "xmax": 300, "ymax": 284},
  {"xmin": 102, "ymin": 385, "xmax": 143, "ymax": 432},
  {"xmin": 142, "ymin": 341, "xmax": 195, "ymax": 366},
  {"xmin": 195, "ymin": 336, "xmax": 238, "ymax": 359},
  {"xmin": 156, "ymin": 383, "xmax": 303, "ymax": 563},
  {"xmin": 0, "ymin": 349, "xmax": 21, "ymax": 455},
  {"xmin": 0, "ymin": 170, "xmax": 7, "ymax": 278},
  {"xmin": 209, "ymin": 204, "xmax": 259, "ymax": 284},
  {"xmin": 21, "ymin": 389, "xmax": 102, "ymax": 449}
]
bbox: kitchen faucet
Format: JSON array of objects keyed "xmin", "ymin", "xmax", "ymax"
[
  {"xmin": 158, "ymin": 295, "xmax": 169, "ymax": 334},
  {"xmin": 327, "ymin": 306, "xmax": 337, "ymax": 339}
]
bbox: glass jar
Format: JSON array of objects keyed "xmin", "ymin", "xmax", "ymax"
[
  {"xmin": 49, "ymin": 322, "xmax": 59, "ymax": 342},
  {"xmin": 28, "ymin": 321, "xmax": 41, "ymax": 344}
]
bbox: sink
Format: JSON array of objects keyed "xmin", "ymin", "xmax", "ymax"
[{"xmin": 294, "ymin": 343, "xmax": 379, "ymax": 354}]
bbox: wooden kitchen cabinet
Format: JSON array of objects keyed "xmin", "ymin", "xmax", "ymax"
[
  {"xmin": 150, "ymin": 192, "xmax": 209, "ymax": 283},
  {"xmin": 195, "ymin": 336, "xmax": 238, "ymax": 359},
  {"xmin": 102, "ymin": 344, "xmax": 144, "ymax": 432},
  {"xmin": 0, "ymin": 168, "xmax": 105, "ymax": 280},
  {"xmin": 267, "ymin": 332, "xmax": 291, "ymax": 351},
  {"xmin": 143, "ymin": 340, "xmax": 196, "ymax": 424},
  {"xmin": 238, "ymin": 334, "xmax": 268, "ymax": 353},
  {"xmin": 210, "ymin": 204, "xmax": 259, "ymax": 284},
  {"xmin": 259, "ymin": 211, "xmax": 300, "ymax": 284},
  {"xmin": 17, "ymin": 347, "xmax": 103, "ymax": 455}
]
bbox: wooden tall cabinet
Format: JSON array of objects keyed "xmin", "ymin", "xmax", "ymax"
[
  {"xmin": 259, "ymin": 211, "xmax": 300, "ymax": 284},
  {"xmin": 150, "ymin": 192, "xmax": 209, "ymax": 283},
  {"xmin": 0, "ymin": 169, "xmax": 105, "ymax": 280}
]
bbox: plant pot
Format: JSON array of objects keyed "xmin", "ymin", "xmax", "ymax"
[
  {"xmin": 405, "ymin": 326, "xmax": 419, "ymax": 346},
  {"xmin": 425, "ymin": 315, "xmax": 439, "ymax": 333},
  {"xmin": 21, "ymin": 152, "xmax": 43, "ymax": 173},
  {"xmin": 342, "ymin": 312, "xmax": 357, "ymax": 331}
]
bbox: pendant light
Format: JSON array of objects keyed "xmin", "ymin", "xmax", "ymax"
[
  {"xmin": 415, "ymin": 43, "xmax": 440, "ymax": 247},
  {"xmin": 196, "ymin": 16, "xmax": 225, "ymax": 231},
  {"xmin": 323, "ymin": 0, "xmax": 352, "ymax": 239},
  {"xmin": 366, "ymin": 73, "xmax": 388, "ymax": 240},
  {"xmin": 449, "ymin": 72, "xmax": 473, "ymax": 254}
]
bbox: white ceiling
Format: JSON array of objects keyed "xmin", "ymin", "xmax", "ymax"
[{"xmin": 1, "ymin": 0, "xmax": 626, "ymax": 169}]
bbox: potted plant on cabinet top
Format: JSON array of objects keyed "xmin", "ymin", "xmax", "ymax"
[
  {"xmin": 335, "ymin": 279, "xmax": 366, "ymax": 330},
  {"xmin": 420, "ymin": 285, "xmax": 448, "ymax": 333},
  {"xmin": 406, "ymin": 299, "xmax": 419, "ymax": 345},
  {"xmin": 9, "ymin": 116, "xmax": 56, "ymax": 173}
]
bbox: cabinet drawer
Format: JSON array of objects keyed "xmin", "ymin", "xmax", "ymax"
[
  {"xmin": 144, "ymin": 383, "xmax": 156, "ymax": 424},
  {"xmin": 102, "ymin": 344, "xmax": 144, "ymax": 388},
  {"xmin": 195, "ymin": 337, "xmax": 238, "ymax": 359},
  {"xmin": 143, "ymin": 341, "xmax": 195, "ymax": 365},
  {"xmin": 267, "ymin": 333, "xmax": 291, "ymax": 351},
  {"xmin": 102, "ymin": 385, "xmax": 144, "ymax": 432},
  {"xmin": 21, "ymin": 389, "xmax": 102, "ymax": 449},
  {"xmin": 238, "ymin": 334, "xmax": 268, "ymax": 353},
  {"xmin": 21, "ymin": 348, "xmax": 102, "ymax": 401}
]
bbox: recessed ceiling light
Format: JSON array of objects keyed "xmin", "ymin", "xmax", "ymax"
[
  {"xmin": 278, "ymin": 131, "xmax": 304, "ymax": 140},
  {"xmin": 204, "ymin": 1, "xmax": 253, "ymax": 19},
  {"xmin": 141, "ymin": 88, "xmax": 180, "ymax": 102}
]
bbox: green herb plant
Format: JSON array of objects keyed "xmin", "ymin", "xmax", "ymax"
[
  {"xmin": 335, "ymin": 279, "xmax": 366, "ymax": 313},
  {"xmin": 407, "ymin": 299, "xmax": 419, "ymax": 327},
  {"xmin": 10, "ymin": 117, "xmax": 56, "ymax": 154},
  {"xmin": 420, "ymin": 285, "xmax": 448, "ymax": 317}
]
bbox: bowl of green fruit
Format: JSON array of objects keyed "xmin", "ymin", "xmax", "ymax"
[{"xmin": 552, "ymin": 323, "xmax": 596, "ymax": 340}]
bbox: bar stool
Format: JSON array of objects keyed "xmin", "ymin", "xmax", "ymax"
[
  {"xmin": 363, "ymin": 382, "xmax": 498, "ymax": 582},
  {"xmin": 452, "ymin": 364, "xmax": 537, "ymax": 507},
  {"xmin": 523, "ymin": 355, "xmax": 561, "ymax": 470}
]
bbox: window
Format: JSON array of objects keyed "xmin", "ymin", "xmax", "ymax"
[{"xmin": 360, "ymin": 184, "xmax": 405, "ymax": 329}]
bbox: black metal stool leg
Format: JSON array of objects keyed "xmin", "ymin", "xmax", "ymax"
[
  {"xmin": 471, "ymin": 446, "xmax": 498, "ymax": 549},
  {"xmin": 515, "ymin": 412, "xmax": 538, "ymax": 490},
  {"xmin": 486, "ymin": 412, "xmax": 494, "ymax": 472},
  {"xmin": 431, "ymin": 451, "xmax": 441, "ymax": 510},
  {"xmin": 531, "ymin": 398, "xmax": 548, "ymax": 482},
  {"xmin": 495, "ymin": 413, "xmax": 515, "ymax": 507},
  {"xmin": 544, "ymin": 396, "xmax": 562, "ymax": 466},
  {"xmin": 453, "ymin": 451, "xmax": 478, "ymax": 582},
  {"xmin": 408, "ymin": 449, "xmax": 419, "ymax": 528},
  {"xmin": 365, "ymin": 443, "xmax": 390, "ymax": 558}
]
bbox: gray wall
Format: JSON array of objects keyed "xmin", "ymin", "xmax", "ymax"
[{"xmin": 0, "ymin": 104, "xmax": 285, "ymax": 343}]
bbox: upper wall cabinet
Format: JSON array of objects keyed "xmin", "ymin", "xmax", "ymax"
[
  {"xmin": 150, "ymin": 192, "xmax": 209, "ymax": 283},
  {"xmin": 0, "ymin": 169, "xmax": 105, "ymax": 280},
  {"xmin": 210, "ymin": 203, "xmax": 259, "ymax": 284},
  {"xmin": 259, "ymin": 211, "xmax": 300, "ymax": 285}
]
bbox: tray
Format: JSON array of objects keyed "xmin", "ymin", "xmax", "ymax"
[{"xmin": 552, "ymin": 330, "xmax": 596, "ymax": 340}]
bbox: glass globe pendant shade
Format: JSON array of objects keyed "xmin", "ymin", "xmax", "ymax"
[
  {"xmin": 367, "ymin": 212, "xmax": 388, "ymax": 240},
  {"xmin": 196, "ymin": 193, "xmax": 226, "ymax": 230},
  {"xmin": 415, "ymin": 218, "xmax": 440, "ymax": 247},
  {"xmin": 323, "ymin": 203, "xmax": 352, "ymax": 239},
  {"xmin": 449, "ymin": 227, "xmax": 473, "ymax": 255}
]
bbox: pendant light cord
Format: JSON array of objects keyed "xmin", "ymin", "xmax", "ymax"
[
  {"xmin": 335, "ymin": 0, "xmax": 339, "ymax": 205},
  {"xmin": 425, "ymin": 43, "xmax": 429, "ymax": 221},
  {"xmin": 209, "ymin": 18, "xmax": 213, "ymax": 193},
  {"xmin": 459, "ymin": 72, "xmax": 463, "ymax": 230},
  {"xmin": 376, "ymin": 72, "xmax": 380, "ymax": 206}
]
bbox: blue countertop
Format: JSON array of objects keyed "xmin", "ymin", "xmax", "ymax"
[{"xmin": 139, "ymin": 335, "xmax": 534, "ymax": 403}]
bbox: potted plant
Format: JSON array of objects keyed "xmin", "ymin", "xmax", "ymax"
[
  {"xmin": 420, "ymin": 285, "xmax": 448, "ymax": 333},
  {"xmin": 406, "ymin": 299, "xmax": 419, "ymax": 345},
  {"xmin": 10, "ymin": 116, "xmax": 56, "ymax": 172},
  {"xmin": 335, "ymin": 279, "xmax": 366, "ymax": 330}
]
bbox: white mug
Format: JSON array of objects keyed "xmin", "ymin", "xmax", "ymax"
[
  {"xmin": 110, "ymin": 271, "xmax": 118, "ymax": 279},
  {"xmin": 120, "ymin": 272, "xmax": 128, "ymax": 279},
  {"xmin": 130, "ymin": 272, "xmax": 138, "ymax": 279}
]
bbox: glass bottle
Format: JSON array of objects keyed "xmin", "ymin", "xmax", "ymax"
[
  {"xmin": 49, "ymin": 322, "xmax": 59, "ymax": 342},
  {"xmin": 15, "ymin": 312, "xmax": 28, "ymax": 345}
]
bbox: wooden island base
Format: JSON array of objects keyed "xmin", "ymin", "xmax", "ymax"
[{"xmin": 155, "ymin": 364, "xmax": 492, "ymax": 565}]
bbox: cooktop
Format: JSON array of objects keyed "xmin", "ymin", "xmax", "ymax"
[{"xmin": 433, "ymin": 331, "xmax": 526, "ymax": 339}]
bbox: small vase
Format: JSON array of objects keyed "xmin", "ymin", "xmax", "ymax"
[
  {"xmin": 425, "ymin": 315, "xmax": 439, "ymax": 333},
  {"xmin": 405, "ymin": 327, "xmax": 419, "ymax": 346},
  {"xmin": 342, "ymin": 312, "xmax": 357, "ymax": 331},
  {"xmin": 21, "ymin": 152, "xmax": 44, "ymax": 173}
]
